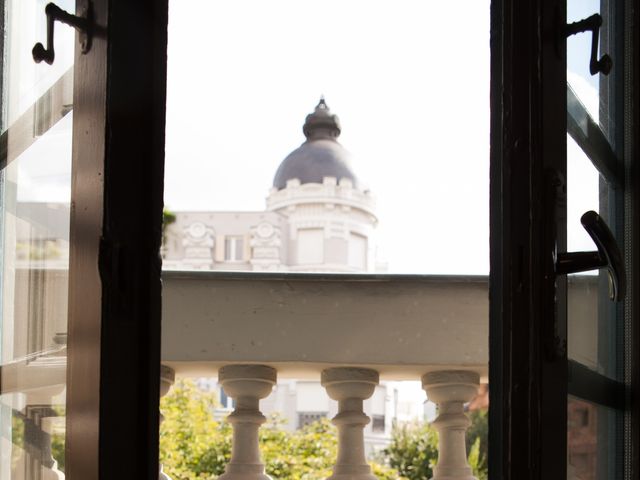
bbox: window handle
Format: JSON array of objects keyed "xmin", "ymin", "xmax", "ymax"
[
  {"xmin": 556, "ymin": 211, "xmax": 626, "ymax": 301},
  {"xmin": 32, "ymin": 2, "xmax": 93, "ymax": 64},
  {"xmin": 565, "ymin": 14, "xmax": 612, "ymax": 76}
]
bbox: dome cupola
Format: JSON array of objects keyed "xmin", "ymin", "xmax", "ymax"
[
  {"xmin": 272, "ymin": 98, "xmax": 358, "ymax": 190},
  {"xmin": 302, "ymin": 97, "xmax": 341, "ymax": 139}
]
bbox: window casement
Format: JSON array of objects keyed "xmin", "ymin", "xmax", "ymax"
[
  {"xmin": 490, "ymin": 0, "xmax": 639, "ymax": 478},
  {"xmin": 347, "ymin": 232, "xmax": 367, "ymax": 270},
  {"xmin": 0, "ymin": 0, "xmax": 638, "ymax": 479},
  {"xmin": 296, "ymin": 228, "xmax": 324, "ymax": 265},
  {"xmin": 224, "ymin": 236, "xmax": 244, "ymax": 262},
  {"xmin": 370, "ymin": 414, "xmax": 386, "ymax": 434},
  {"xmin": 0, "ymin": 1, "xmax": 172, "ymax": 478},
  {"xmin": 297, "ymin": 412, "xmax": 328, "ymax": 429}
]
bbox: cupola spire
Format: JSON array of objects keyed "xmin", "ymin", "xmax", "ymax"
[
  {"xmin": 302, "ymin": 97, "xmax": 341, "ymax": 139},
  {"xmin": 272, "ymin": 98, "xmax": 356, "ymax": 190}
]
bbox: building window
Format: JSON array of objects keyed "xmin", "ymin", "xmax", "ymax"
[
  {"xmin": 296, "ymin": 228, "xmax": 324, "ymax": 264},
  {"xmin": 577, "ymin": 408, "xmax": 589, "ymax": 428},
  {"xmin": 371, "ymin": 414, "xmax": 385, "ymax": 433},
  {"xmin": 297, "ymin": 412, "xmax": 328, "ymax": 429},
  {"xmin": 348, "ymin": 232, "xmax": 367, "ymax": 269},
  {"xmin": 224, "ymin": 236, "xmax": 244, "ymax": 262}
]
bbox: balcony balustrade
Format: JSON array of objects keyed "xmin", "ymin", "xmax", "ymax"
[
  {"xmin": 160, "ymin": 272, "xmax": 489, "ymax": 480},
  {"xmin": 0, "ymin": 271, "xmax": 600, "ymax": 480},
  {"xmin": 159, "ymin": 362, "xmax": 481, "ymax": 480}
]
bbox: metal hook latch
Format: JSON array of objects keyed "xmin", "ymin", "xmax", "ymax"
[
  {"xmin": 556, "ymin": 211, "xmax": 626, "ymax": 301},
  {"xmin": 33, "ymin": 2, "xmax": 93, "ymax": 64},
  {"xmin": 565, "ymin": 14, "xmax": 612, "ymax": 75}
]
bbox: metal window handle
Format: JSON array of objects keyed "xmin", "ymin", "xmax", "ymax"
[
  {"xmin": 556, "ymin": 211, "xmax": 626, "ymax": 301},
  {"xmin": 565, "ymin": 14, "xmax": 612, "ymax": 76},
  {"xmin": 32, "ymin": 2, "xmax": 93, "ymax": 65}
]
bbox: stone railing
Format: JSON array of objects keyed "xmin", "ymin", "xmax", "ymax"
[
  {"xmin": 159, "ymin": 364, "xmax": 481, "ymax": 480},
  {"xmin": 160, "ymin": 272, "xmax": 489, "ymax": 480}
]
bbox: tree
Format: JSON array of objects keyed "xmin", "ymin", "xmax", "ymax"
[
  {"xmin": 160, "ymin": 379, "xmax": 399, "ymax": 480},
  {"xmin": 466, "ymin": 409, "xmax": 488, "ymax": 479},
  {"xmin": 160, "ymin": 379, "xmax": 230, "ymax": 479},
  {"xmin": 382, "ymin": 421, "xmax": 438, "ymax": 480},
  {"xmin": 162, "ymin": 208, "xmax": 177, "ymax": 245},
  {"xmin": 160, "ymin": 379, "xmax": 489, "ymax": 480},
  {"xmin": 382, "ymin": 412, "xmax": 488, "ymax": 480}
]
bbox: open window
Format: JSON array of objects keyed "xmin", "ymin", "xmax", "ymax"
[
  {"xmin": 0, "ymin": 0, "xmax": 168, "ymax": 478},
  {"xmin": 160, "ymin": 1, "xmax": 491, "ymax": 479},
  {"xmin": 490, "ymin": 0, "xmax": 639, "ymax": 478},
  {"xmin": 0, "ymin": 0, "xmax": 638, "ymax": 479}
]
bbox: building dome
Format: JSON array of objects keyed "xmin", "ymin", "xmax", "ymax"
[{"xmin": 273, "ymin": 98, "xmax": 359, "ymax": 190}]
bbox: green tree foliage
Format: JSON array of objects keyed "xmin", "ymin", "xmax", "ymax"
[
  {"xmin": 383, "ymin": 410, "xmax": 488, "ymax": 480},
  {"xmin": 160, "ymin": 379, "xmax": 489, "ymax": 480},
  {"xmin": 162, "ymin": 208, "xmax": 177, "ymax": 245},
  {"xmin": 11, "ymin": 414, "xmax": 24, "ymax": 471},
  {"xmin": 160, "ymin": 379, "xmax": 230, "ymax": 479},
  {"xmin": 163, "ymin": 209, "xmax": 177, "ymax": 228},
  {"xmin": 51, "ymin": 431, "xmax": 65, "ymax": 472},
  {"xmin": 467, "ymin": 438, "xmax": 487, "ymax": 480},
  {"xmin": 382, "ymin": 421, "xmax": 438, "ymax": 480},
  {"xmin": 466, "ymin": 409, "xmax": 488, "ymax": 479},
  {"xmin": 160, "ymin": 379, "xmax": 399, "ymax": 480}
]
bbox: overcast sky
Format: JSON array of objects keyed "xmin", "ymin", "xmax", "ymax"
[
  {"xmin": 160, "ymin": 0, "xmax": 602, "ymax": 274},
  {"xmin": 162, "ymin": 0, "xmax": 491, "ymax": 274},
  {"xmin": 14, "ymin": 0, "xmax": 603, "ymax": 275}
]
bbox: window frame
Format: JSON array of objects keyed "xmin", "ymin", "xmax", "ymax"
[
  {"xmin": 296, "ymin": 228, "xmax": 325, "ymax": 265},
  {"xmin": 490, "ymin": 0, "xmax": 640, "ymax": 479},
  {"xmin": 564, "ymin": 2, "xmax": 628, "ymax": 476},
  {"xmin": 489, "ymin": 0, "xmax": 569, "ymax": 477},
  {"xmin": 63, "ymin": 1, "xmax": 169, "ymax": 478},
  {"xmin": 627, "ymin": 0, "xmax": 640, "ymax": 474},
  {"xmin": 34, "ymin": 0, "xmax": 638, "ymax": 478},
  {"xmin": 224, "ymin": 235, "xmax": 245, "ymax": 263}
]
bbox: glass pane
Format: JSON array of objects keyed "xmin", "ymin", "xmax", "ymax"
[
  {"xmin": 567, "ymin": 397, "xmax": 622, "ymax": 480},
  {"xmin": 567, "ymin": 0, "xmax": 600, "ymax": 121},
  {"xmin": 3, "ymin": 0, "xmax": 75, "ymax": 130},
  {"xmin": 567, "ymin": 136, "xmax": 601, "ymax": 252},
  {"xmin": 566, "ymin": 136, "xmax": 617, "ymax": 379},
  {"xmin": 0, "ymin": 1, "xmax": 74, "ymax": 478}
]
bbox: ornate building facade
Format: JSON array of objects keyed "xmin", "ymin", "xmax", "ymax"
[
  {"xmin": 161, "ymin": 99, "xmax": 403, "ymax": 452},
  {"xmin": 162, "ymin": 99, "xmax": 379, "ymax": 273}
]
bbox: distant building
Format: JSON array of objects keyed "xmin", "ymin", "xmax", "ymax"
[
  {"xmin": 162, "ymin": 98, "xmax": 379, "ymax": 273},
  {"xmin": 162, "ymin": 99, "xmax": 408, "ymax": 452},
  {"xmin": 200, "ymin": 377, "xmax": 397, "ymax": 454}
]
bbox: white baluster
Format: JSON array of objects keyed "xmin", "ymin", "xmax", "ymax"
[
  {"xmin": 422, "ymin": 370, "xmax": 480, "ymax": 480},
  {"xmin": 321, "ymin": 367, "xmax": 379, "ymax": 480},
  {"xmin": 159, "ymin": 365, "xmax": 176, "ymax": 480},
  {"xmin": 218, "ymin": 365, "xmax": 277, "ymax": 480}
]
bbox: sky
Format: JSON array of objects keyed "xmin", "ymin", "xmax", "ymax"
[
  {"xmin": 163, "ymin": 0, "xmax": 491, "ymax": 274},
  {"xmin": 13, "ymin": 0, "xmax": 604, "ymax": 275},
  {"xmin": 161, "ymin": 0, "xmax": 603, "ymax": 274}
]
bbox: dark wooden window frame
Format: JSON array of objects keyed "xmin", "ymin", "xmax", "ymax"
[
  {"xmin": 65, "ymin": 1, "xmax": 168, "ymax": 478},
  {"xmin": 490, "ymin": 0, "xmax": 640, "ymax": 479},
  {"xmin": 54, "ymin": 0, "xmax": 639, "ymax": 478}
]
